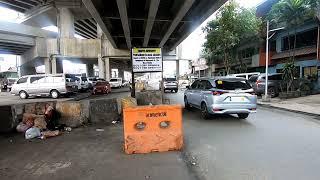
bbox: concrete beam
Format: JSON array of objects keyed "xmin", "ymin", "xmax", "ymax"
[
  {"xmin": 116, "ymin": 0, "xmax": 131, "ymax": 48},
  {"xmin": 0, "ymin": 0, "xmax": 28, "ymax": 11},
  {"xmin": 143, "ymin": 0, "xmax": 160, "ymax": 47},
  {"xmin": 0, "ymin": 20, "xmax": 57, "ymax": 38},
  {"xmin": 14, "ymin": 0, "xmax": 36, "ymax": 7},
  {"xmin": 159, "ymin": 0, "xmax": 195, "ymax": 47},
  {"xmin": 74, "ymin": 21, "xmax": 97, "ymax": 38},
  {"xmin": 169, "ymin": 0, "xmax": 227, "ymax": 50},
  {"xmin": 21, "ymin": 4, "xmax": 53, "ymax": 23},
  {"xmin": 82, "ymin": 0, "xmax": 117, "ymax": 48},
  {"xmin": 0, "ymin": 33, "xmax": 35, "ymax": 46},
  {"xmin": 75, "ymin": 26, "xmax": 96, "ymax": 39}
]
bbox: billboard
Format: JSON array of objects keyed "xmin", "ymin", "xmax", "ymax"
[{"xmin": 132, "ymin": 48, "xmax": 162, "ymax": 73}]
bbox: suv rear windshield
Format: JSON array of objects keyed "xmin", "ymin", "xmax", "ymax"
[
  {"xmin": 81, "ymin": 77, "xmax": 88, "ymax": 81},
  {"xmin": 215, "ymin": 79, "xmax": 251, "ymax": 90},
  {"xmin": 248, "ymin": 75, "xmax": 259, "ymax": 83},
  {"xmin": 110, "ymin": 79, "xmax": 118, "ymax": 82}
]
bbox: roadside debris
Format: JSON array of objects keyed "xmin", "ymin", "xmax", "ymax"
[
  {"xmin": 15, "ymin": 105, "xmax": 72, "ymax": 140},
  {"xmin": 96, "ymin": 128, "xmax": 104, "ymax": 132}
]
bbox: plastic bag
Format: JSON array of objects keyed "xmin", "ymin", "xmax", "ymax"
[
  {"xmin": 25, "ymin": 127, "xmax": 41, "ymax": 139},
  {"xmin": 16, "ymin": 122, "xmax": 30, "ymax": 133}
]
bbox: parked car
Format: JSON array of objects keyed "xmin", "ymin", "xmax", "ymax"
[
  {"xmin": 92, "ymin": 81, "xmax": 111, "ymax": 95},
  {"xmin": 122, "ymin": 80, "xmax": 130, "ymax": 87},
  {"xmin": 228, "ymin": 72, "xmax": 260, "ymax": 80},
  {"xmin": 161, "ymin": 78, "xmax": 178, "ymax": 93},
  {"xmin": 75, "ymin": 76, "xmax": 90, "ymax": 91},
  {"xmin": 184, "ymin": 77, "xmax": 257, "ymax": 119},
  {"xmin": 109, "ymin": 78, "xmax": 123, "ymax": 88},
  {"xmin": 87, "ymin": 77, "xmax": 97, "ymax": 89},
  {"xmin": 249, "ymin": 73, "xmax": 283, "ymax": 97},
  {"xmin": 11, "ymin": 74, "xmax": 77, "ymax": 99}
]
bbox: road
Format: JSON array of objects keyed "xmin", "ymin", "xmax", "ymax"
[
  {"xmin": 0, "ymin": 87, "xmax": 130, "ymax": 106},
  {"xmin": 166, "ymin": 91, "xmax": 320, "ymax": 180}
]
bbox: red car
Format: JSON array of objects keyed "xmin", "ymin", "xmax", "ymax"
[{"xmin": 92, "ymin": 81, "xmax": 111, "ymax": 95}]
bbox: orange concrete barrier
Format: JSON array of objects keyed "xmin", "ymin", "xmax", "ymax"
[{"xmin": 123, "ymin": 105, "xmax": 183, "ymax": 154}]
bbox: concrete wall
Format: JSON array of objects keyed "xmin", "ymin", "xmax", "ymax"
[
  {"xmin": 60, "ymin": 38, "xmax": 100, "ymax": 58},
  {"xmin": 89, "ymin": 98, "xmax": 119, "ymax": 124}
]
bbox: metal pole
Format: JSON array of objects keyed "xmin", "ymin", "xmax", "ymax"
[{"xmin": 264, "ymin": 20, "xmax": 269, "ymax": 100}]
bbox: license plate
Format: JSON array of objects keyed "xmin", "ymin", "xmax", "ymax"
[{"xmin": 225, "ymin": 97, "xmax": 246, "ymax": 102}]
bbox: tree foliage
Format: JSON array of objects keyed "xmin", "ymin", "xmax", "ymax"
[
  {"xmin": 202, "ymin": 1, "xmax": 261, "ymax": 74},
  {"xmin": 268, "ymin": 0, "xmax": 317, "ymax": 92}
]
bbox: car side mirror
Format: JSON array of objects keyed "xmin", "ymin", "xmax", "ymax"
[{"xmin": 186, "ymin": 85, "xmax": 190, "ymax": 89}]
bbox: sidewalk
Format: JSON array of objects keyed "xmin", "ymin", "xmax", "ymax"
[
  {"xmin": 257, "ymin": 94, "xmax": 320, "ymax": 116},
  {"xmin": 0, "ymin": 124, "xmax": 196, "ymax": 180}
]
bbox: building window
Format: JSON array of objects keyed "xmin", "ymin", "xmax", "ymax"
[
  {"xmin": 303, "ymin": 66, "xmax": 318, "ymax": 78},
  {"xmin": 281, "ymin": 28, "xmax": 318, "ymax": 51}
]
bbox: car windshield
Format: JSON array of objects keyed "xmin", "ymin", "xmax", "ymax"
[
  {"xmin": 215, "ymin": 79, "xmax": 251, "ymax": 90},
  {"xmin": 81, "ymin": 77, "xmax": 88, "ymax": 81},
  {"xmin": 164, "ymin": 78, "xmax": 176, "ymax": 81},
  {"xmin": 96, "ymin": 82, "xmax": 107, "ymax": 86},
  {"xmin": 89, "ymin": 78, "xmax": 97, "ymax": 81},
  {"xmin": 110, "ymin": 79, "xmax": 118, "ymax": 82}
]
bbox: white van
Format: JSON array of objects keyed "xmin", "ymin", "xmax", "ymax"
[
  {"xmin": 227, "ymin": 72, "xmax": 261, "ymax": 80},
  {"xmin": 109, "ymin": 78, "xmax": 123, "ymax": 88},
  {"xmin": 11, "ymin": 74, "xmax": 77, "ymax": 99}
]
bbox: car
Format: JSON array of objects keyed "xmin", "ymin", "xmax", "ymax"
[
  {"xmin": 249, "ymin": 73, "xmax": 283, "ymax": 97},
  {"xmin": 184, "ymin": 77, "xmax": 257, "ymax": 119},
  {"xmin": 75, "ymin": 76, "xmax": 90, "ymax": 91},
  {"xmin": 109, "ymin": 78, "xmax": 123, "ymax": 88},
  {"xmin": 122, "ymin": 80, "xmax": 130, "ymax": 87},
  {"xmin": 87, "ymin": 77, "xmax": 98, "ymax": 89},
  {"xmin": 228, "ymin": 72, "xmax": 261, "ymax": 80},
  {"xmin": 162, "ymin": 78, "xmax": 178, "ymax": 93},
  {"xmin": 92, "ymin": 81, "xmax": 111, "ymax": 95},
  {"xmin": 11, "ymin": 74, "xmax": 77, "ymax": 99}
]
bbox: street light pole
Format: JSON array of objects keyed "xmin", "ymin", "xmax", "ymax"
[
  {"xmin": 264, "ymin": 21, "xmax": 285, "ymax": 100},
  {"xmin": 264, "ymin": 20, "xmax": 270, "ymax": 100}
]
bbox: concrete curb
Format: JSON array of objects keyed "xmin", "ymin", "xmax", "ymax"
[{"xmin": 257, "ymin": 103, "xmax": 320, "ymax": 118}]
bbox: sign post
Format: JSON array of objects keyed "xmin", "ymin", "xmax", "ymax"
[{"xmin": 131, "ymin": 47, "xmax": 163, "ymax": 98}]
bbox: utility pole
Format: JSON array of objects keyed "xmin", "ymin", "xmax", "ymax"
[{"xmin": 264, "ymin": 20, "xmax": 284, "ymax": 101}]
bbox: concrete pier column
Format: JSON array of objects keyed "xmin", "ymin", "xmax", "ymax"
[
  {"xmin": 52, "ymin": 58, "xmax": 63, "ymax": 74},
  {"xmin": 44, "ymin": 58, "xmax": 52, "ymax": 74},
  {"xmin": 57, "ymin": 8, "xmax": 75, "ymax": 38},
  {"xmin": 118, "ymin": 69, "xmax": 125, "ymax": 80},
  {"xmin": 98, "ymin": 55, "xmax": 105, "ymax": 78},
  {"xmin": 105, "ymin": 57, "xmax": 110, "ymax": 81},
  {"xmin": 86, "ymin": 64, "xmax": 94, "ymax": 77},
  {"xmin": 176, "ymin": 60, "xmax": 180, "ymax": 80}
]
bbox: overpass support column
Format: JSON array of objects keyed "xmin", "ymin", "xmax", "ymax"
[
  {"xmin": 52, "ymin": 58, "xmax": 63, "ymax": 74},
  {"xmin": 176, "ymin": 60, "xmax": 180, "ymax": 80},
  {"xmin": 105, "ymin": 58, "xmax": 110, "ymax": 81},
  {"xmin": 44, "ymin": 58, "xmax": 51, "ymax": 74},
  {"xmin": 118, "ymin": 69, "xmax": 125, "ymax": 80},
  {"xmin": 98, "ymin": 55, "xmax": 105, "ymax": 78},
  {"xmin": 57, "ymin": 8, "xmax": 75, "ymax": 38},
  {"xmin": 86, "ymin": 64, "xmax": 94, "ymax": 77}
]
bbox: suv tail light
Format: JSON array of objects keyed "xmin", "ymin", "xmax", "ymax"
[{"xmin": 212, "ymin": 91, "xmax": 225, "ymax": 95}]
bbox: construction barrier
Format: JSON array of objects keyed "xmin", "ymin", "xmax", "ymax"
[
  {"xmin": 121, "ymin": 97, "xmax": 137, "ymax": 109},
  {"xmin": 123, "ymin": 105, "xmax": 183, "ymax": 154}
]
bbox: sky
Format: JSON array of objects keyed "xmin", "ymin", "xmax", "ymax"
[{"xmin": 180, "ymin": 0, "xmax": 265, "ymax": 60}]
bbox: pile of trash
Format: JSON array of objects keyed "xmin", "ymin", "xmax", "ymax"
[{"xmin": 16, "ymin": 105, "xmax": 71, "ymax": 140}]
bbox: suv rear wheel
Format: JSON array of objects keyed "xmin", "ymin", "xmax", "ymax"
[
  {"xmin": 268, "ymin": 87, "xmax": 277, "ymax": 98},
  {"xmin": 238, "ymin": 113, "xmax": 249, "ymax": 119},
  {"xmin": 201, "ymin": 102, "xmax": 210, "ymax": 120}
]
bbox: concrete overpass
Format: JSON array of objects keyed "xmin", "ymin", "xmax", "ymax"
[{"xmin": 0, "ymin": 0, "xmax": 227, "ymax": 79}]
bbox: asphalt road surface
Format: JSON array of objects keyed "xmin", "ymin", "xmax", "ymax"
[
  {"xmin": 166, "ymin": 91, "xmax": 320, "ymax": 180},
  {"xmin": 0, "ymin": 87, "xmax": 130, "ymax": 106}
]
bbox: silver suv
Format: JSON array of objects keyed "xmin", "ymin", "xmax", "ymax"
[
  {"xmin": 249, "ymin": 73, "xmax": 283, "ymax": 97},
  {"xmin": 184, "ymin": 77, "xmax": 257, "ymax": 119}
]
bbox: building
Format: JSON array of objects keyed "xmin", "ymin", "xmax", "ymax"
[{"xmin": 212, "ymin": 0, "xmax": 320, "ymax": 90}]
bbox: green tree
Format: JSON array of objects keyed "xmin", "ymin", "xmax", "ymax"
[
  {"xmin": 202, "ymin": 1, "xmax": 261, "ymax": 74},
  {"xmin": 268, "ymin": 0, "xmax": 316, "ymax": 92}
]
